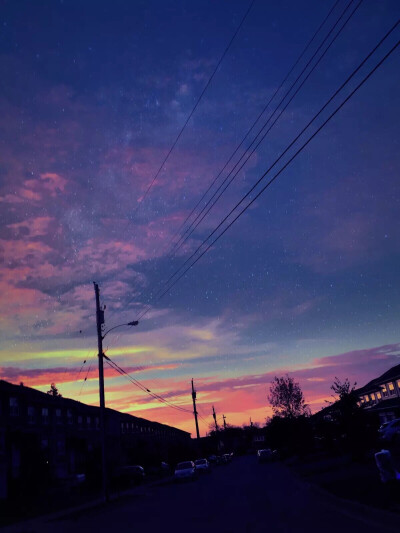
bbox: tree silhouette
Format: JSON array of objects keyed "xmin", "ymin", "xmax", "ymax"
[
  {"xmin": 268, "ymin": 375, "xmax": 308, "ymax": 418},
  {"xmin": 330, "ymin": 376, "xmax": 357, "ymax": 402},
  {"xmin": 47, "ymin": 382, "xmax": 62, "ymax": 397}
]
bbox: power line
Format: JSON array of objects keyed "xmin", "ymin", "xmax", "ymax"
[
  {"xmin": 105, "ymin": 355, "xmax": 193, "ymax": 414},
  {"xmin": 105, "ymin": 0, "xmax": 256, "ymax": 329},
  {"xmin": 166, "ymin": 0, "xmax": 341, "ymax": 252},
  {"xmin": 136, "ymin": 3, "xmax": 348, "ymax": 319},
  {"xmin": 136, "ymin": 0, "xmax": 358, "ymax": 316},
  {"xmin": 128, "ymin": 0, "xmax": 256, "ymax": 222},
  {"xmin": 137, "ymin": 24, "xmax": 400, "ymax": 318},
  {"xmin": 137, "ymin": 0, "xmax": 363, "ymax": 318},
  {"xmin": 79, "ymin": 353, "xmax": 96, "ymax": 396},
  {"xmin": 113, "ymin": 0, "xmax": 345, "ymax": 321},
  {"xmin": 169, "ymin": 0, "xmax": 357, "ymax": 260}
]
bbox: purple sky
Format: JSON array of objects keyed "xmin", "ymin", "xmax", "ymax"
[{"xmin": 1, "ymin": 0, "xmax": 399, "ymax": 433}]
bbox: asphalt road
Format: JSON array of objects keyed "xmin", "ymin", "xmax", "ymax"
[{"xmin": 9, "ymin": 456, "xmax": 400, "ymax": 533}]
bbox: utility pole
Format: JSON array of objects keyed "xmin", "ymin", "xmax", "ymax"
[
  {"xmin": 223, "ymin": 414, "xmax": 227, "ymax": 430},
  {"xmin": 212, "ymin": 405, "xmax": 219, "ymax": 432},
  {"xmin": 191, "ymin": 379, "xmax": 200, "ymax": 439},
  {"xmin": 250, "ymin": 417, "xmax": 253, "ymax": 428},
  {"xmin": 94, "ymin": 282, "xmax": 108, "ymax": 502}
]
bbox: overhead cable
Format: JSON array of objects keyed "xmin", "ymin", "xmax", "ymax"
[
  {"xmin": 129, "ymin": 0, "xmax": 256, "ymax": 221},
  {"xmin": 136, "ymin": 0, "xmax": 359, "ymax": 315},
  {"xmin": 105, "ymin": 355, "xmax": 193, "ymax": 414},
  {"xmin": 166, "ymin": 0, "xmax": 341, "ymax": 251},
  {"xmin": 137, "ymin": 23, "xmax": 400, "ymax": 319}
]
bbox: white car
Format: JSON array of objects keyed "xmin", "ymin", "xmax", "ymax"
[
  {"xmin": 380, "ymin": 418, "xmax": 400, "ymax": 444},
  {"xmin": 194, "ymin": 458, "xmax": 210, "ymax": 473},
  {"xmin": 174, "ymin": 461, "xmax": 197, "ymax": 481}
]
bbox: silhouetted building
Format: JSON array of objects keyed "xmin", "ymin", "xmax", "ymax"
[
  {"xmin": 0, "ymin": 380, "xmax": 190, "ymax": 500},
  {"xmin": 356, "ymin": 364, "xmax": 400, "ymax": 423}
]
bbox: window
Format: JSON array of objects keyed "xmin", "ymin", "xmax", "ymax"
[
  {"xmin": 42, "ymin": 407, "xmax": 49, "ymax": 424},
  {"xmin": 397, "ymin": 380, "xmax": 400, "ymax": 389},
  {"xmin": 78, "ymin": 415, "xmax": 83, "ymax": 427},
  {"xmin": 376, "ymin": 391, "xmax": 382, "ymax": 400},
  {"xmin": 388, "ymin": 382, "xmax": 395, "ymax": 395},
  {"xmin": 28, "ymin": 406, "xmax": 36, "ymax": 424},
  {"xmin": 9, "ymin": 397, "xmax": 19, "ymax": 416},
  {"xmin": 87, "ymin": 416, "xmax": 91, "ymax": 427},
  {"xmin": 95, "ymin": 417, "xmax": 99, "ymax": 430},
  {"xmin": 121, "ymin": 422, "xmax": 125, "ymax": 434},
  {"xmin": 56, "ymin": 439, "xmax": 65, "ymax": 456},
  {"xmin": 381, "ymin": 385, "xmax": 388, "ymax": 397},
  {"xmin": 370, "ymin": 393, "xmax": 376, "ymax": 402},
  {"xmin": 56, "ymin": 409, "xmax": 62, "ymax": 423},
  {"xmin": 67, "ymin": 409, "xmax": 73, "ymax": 424}
]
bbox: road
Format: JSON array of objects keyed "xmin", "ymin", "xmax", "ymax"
[{"xmin": 9, "ymin": 456, "xmax": 400, "ymax": 533}]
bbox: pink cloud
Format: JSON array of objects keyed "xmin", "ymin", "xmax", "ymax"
[
  {"xmin": 6, "ymin": 342, "xmax": 399, "ymax": 435},
  {"xmin": 109, "ymin": 343, "xmax": 400, "ymax": 428},
  {"xmin": 0, "ymin": 362, "xmax": 179, "ymax": 388}
]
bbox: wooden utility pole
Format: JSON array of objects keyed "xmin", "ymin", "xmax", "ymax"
[
  {"xmin": 223, "ymin": 414, "xmax": 227, "ymax": 430},
  {"xmin": 94, "ymin": 282, "xmax": 108, "ymax": 502},
  {"xmin": 191, "ymin": 379, "xmax": 200, "ymax": 439},
  {"xmin": 212, "ymin": 405, "xmax": 219, "ymax": 432}
]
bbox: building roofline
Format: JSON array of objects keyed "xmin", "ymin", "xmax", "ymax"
[
  {"xmin": 355, "ymin": 362, "xmax": 400, "ymax": 394},
  {"xmin": 0, "ymin": 379, "xmax": 190, "ymax": 436}
]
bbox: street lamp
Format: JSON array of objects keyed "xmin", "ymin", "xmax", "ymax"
[{"xmin": 102, "ymin": 320, "xmax": 139, "ymax": 340}]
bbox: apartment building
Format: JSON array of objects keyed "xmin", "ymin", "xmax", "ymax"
[
  {"xmin": 356, "ymin": 363, "xmax": 400, "ymax": 423},
  {"xmin": 0, "ymin": 379, "xmax": 190, "ymax": 500}
]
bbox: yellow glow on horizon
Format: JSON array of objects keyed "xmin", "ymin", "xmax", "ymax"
[{"xmin": 188, "ymin": 328, "xmax": 214, "ymax": 341}]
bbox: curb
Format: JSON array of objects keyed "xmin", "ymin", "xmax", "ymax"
[{"xmin": 1, "ymin": 476, "xmax": 174, "ymax": 533}]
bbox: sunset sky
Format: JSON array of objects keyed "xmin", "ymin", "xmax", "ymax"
[{"xmin": 1, "ymin": 0, "xmax": 400, "ymax": 435}]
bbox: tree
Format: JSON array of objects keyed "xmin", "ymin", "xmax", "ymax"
[
  {"xmin": 326, "ymin": 377, "xmax": 377, "ymax": 457},
  {"xmin": 329, "ymin": 377, "xmax": 359, "ymax": 421},
  {"xmin": 330, "ymin": 376, "xmax": 357, "ymax": 402},
  {"xmin": 47, "ymin": 383, "xmax": 62, "ymax": 397},
  {"xmin": 328, "ymin": 377, "xmax": 359, "ymax": 424},
  {"xmin": 268, "ymin": 375, "xmax": 308, "ymax": 418}
]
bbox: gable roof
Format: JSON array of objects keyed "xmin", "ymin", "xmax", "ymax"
[{"xmin": 356, "ymin": 363, "xmax": 400, "ymax": 395}]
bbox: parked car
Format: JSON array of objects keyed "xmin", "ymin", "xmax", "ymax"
[
  {"xmin": 194, "ymin": 458, "xmax": 210, "ymax": 473},
  {"xmin": 174, "ymin": 461, "xmax": 197, "ymax": 481},
  {"xmin": 160, "ymin": 462, "xmax": 170, "ymax": 476},
  {"xmin": 258, "ymin": 449, "xmax": 273, "ymax": 463},
  {"xmin": 208, "ymin": 455, "xmax": 218, "ymax": 464},
  {"xmin": 378, "ymin": 421, "xmax": 391, "ymax": 435},
  {"xmin": 380, "ymin": 418, "xmax": 400, "ymax": 443},
  {"xmin": 113, "ymin": 465, "xmax": 145, "ymax": 488}
]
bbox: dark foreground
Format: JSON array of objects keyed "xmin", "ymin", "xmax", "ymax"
[{"xmin": 5, "ymin": 456, "xmax": 399, "ymax": 533}]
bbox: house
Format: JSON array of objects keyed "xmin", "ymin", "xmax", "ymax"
[
  {"xmin": 356, "ymin": 363, "xmax": 400, "ymax": 424},
  {"xmin": 0, "ymin": 379, "xmax": 190, "ymax": 501}
]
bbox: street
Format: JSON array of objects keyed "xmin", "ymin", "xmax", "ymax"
[{"xmin": 11, "ymin": 455, "xmax": 399, "ymax": 533}]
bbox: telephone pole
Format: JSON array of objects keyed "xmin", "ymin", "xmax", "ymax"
[
  {"xmin": 223, "ymin": 414, "xmax": 227, "ymax": 430},
  {"xmin": 212, "ymin": 405, "xmax": 219, "ymax": 432},
  {"xmin": 94, "ymin": 282, "xmax": 108, "ymax": 502},
  {"xmin": 191, "ymin": 379, "xmax": 200, "ymax": 439}
]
